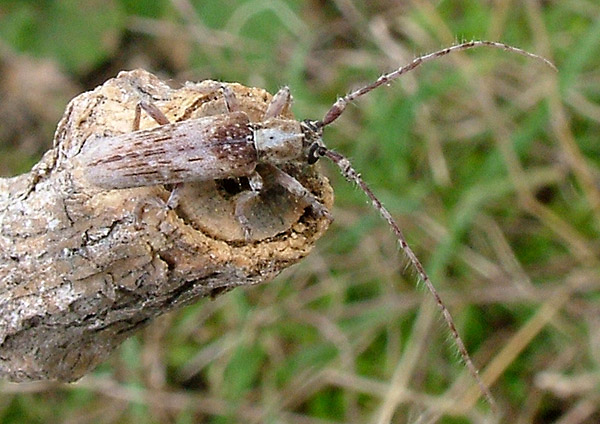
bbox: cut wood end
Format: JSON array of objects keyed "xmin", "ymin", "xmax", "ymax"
[{"xmin": 0, "ymin": 69, "xmax": 332, "ymax": 382}]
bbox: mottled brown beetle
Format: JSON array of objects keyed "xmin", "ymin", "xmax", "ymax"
[{"xmin": 78, "ymin": 41, "xmax": 556, "ymax": 409}]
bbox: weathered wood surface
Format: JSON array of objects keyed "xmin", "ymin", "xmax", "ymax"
[{"xmin": 0, "ymin": 69, "xmax": 333, "ymax": 382}]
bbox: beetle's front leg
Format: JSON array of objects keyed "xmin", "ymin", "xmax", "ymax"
[
  {"xmin": 265, "ymin": 164, "xmax": 332, "ymax": 221},
  {"xmin": 263, "ymin": 86, "xmax": 291, "ymax": 119}
]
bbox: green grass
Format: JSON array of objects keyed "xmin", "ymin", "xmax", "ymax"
[{"xmin": 1, "ymin": 0, "xmax": 599, "ymax": 422}]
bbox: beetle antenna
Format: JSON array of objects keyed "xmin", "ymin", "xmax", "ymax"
[
  {"xmin": 317, "ymin": 40, "xmax": 556, "ymax": 127},
  {"xmin": 316, "ymin": 146, "xmax": 497, "ymax": 411}
]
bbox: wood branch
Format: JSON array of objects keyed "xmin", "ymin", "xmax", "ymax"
[{"xmin": 0, "ymin": 69, "xmax": 333, "ymax": 382}]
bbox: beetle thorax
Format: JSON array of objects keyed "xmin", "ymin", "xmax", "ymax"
[{"xmin": 253, "ymin": 118, "xmax": 304, "ymax": 164}]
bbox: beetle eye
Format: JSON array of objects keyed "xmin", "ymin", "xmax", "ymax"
[{"xmin": 307, "ymin": 142, "xmax": 321, "ymax": 164}]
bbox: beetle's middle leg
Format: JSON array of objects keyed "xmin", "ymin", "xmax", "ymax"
[{"xmin": 132, "ymin": 101, "xmax": 186, "ymax": 209}]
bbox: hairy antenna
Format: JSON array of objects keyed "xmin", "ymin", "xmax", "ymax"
[
  {"xmin": 317, "ymin": 148, "xmax": 496, "ymax": 410},
  {"xmin": 318, "ymin": 40, "xmax": 556, "ymax": 127},
  {"xmin": 310, "ymin": 41, "xmax": 555, "ymax": 411}
]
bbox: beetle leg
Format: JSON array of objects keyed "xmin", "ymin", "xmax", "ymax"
[
  {"xmin": 133, "ymin": 103, "xmax": 142, "ymax": 131},
  {"xmin": 264, "ymin": 86, "xmax": 291, "ymax": 119},
  {"xmin": 264, "ymin": 163, "xmax": 332, "ymax": 221},
  {"xmin": 234, "ymin": 171, "xmax": 264, "ymax": 240},
  {"xmin": 221, "ymin": 84, "xmax": 240, "ymax": 113},
  {"xmin": 165, "ymin": 183, "xmax": 184, "ymax": 209},
  {"xmin": 133, "ymin": 101, "xmax": 170, "ymax": 131},
  {"xmin": 131, "ymin": 101, "xmax": 182, "ymax": 209},
  {"xmin": 184, "ymin": 81, "xmax": 240, "ymax": 114}
]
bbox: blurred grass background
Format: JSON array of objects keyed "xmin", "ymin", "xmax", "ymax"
[{"xmin": 1, "ymin": 0, "xmax": 599, "ymax": 422}]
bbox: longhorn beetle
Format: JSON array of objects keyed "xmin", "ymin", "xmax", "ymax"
[{"xmin": 79, "ymin": 40, "xmax": 556, "ymax": 409}]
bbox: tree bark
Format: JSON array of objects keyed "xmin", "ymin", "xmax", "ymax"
[{"xmin": 0, "ymin": 69, "xmax": 333, "ymax": 382}]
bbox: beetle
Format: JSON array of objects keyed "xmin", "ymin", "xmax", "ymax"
[{"xmin": 78, "ymin": 40, "xmax": 555, "ymax": 409}]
